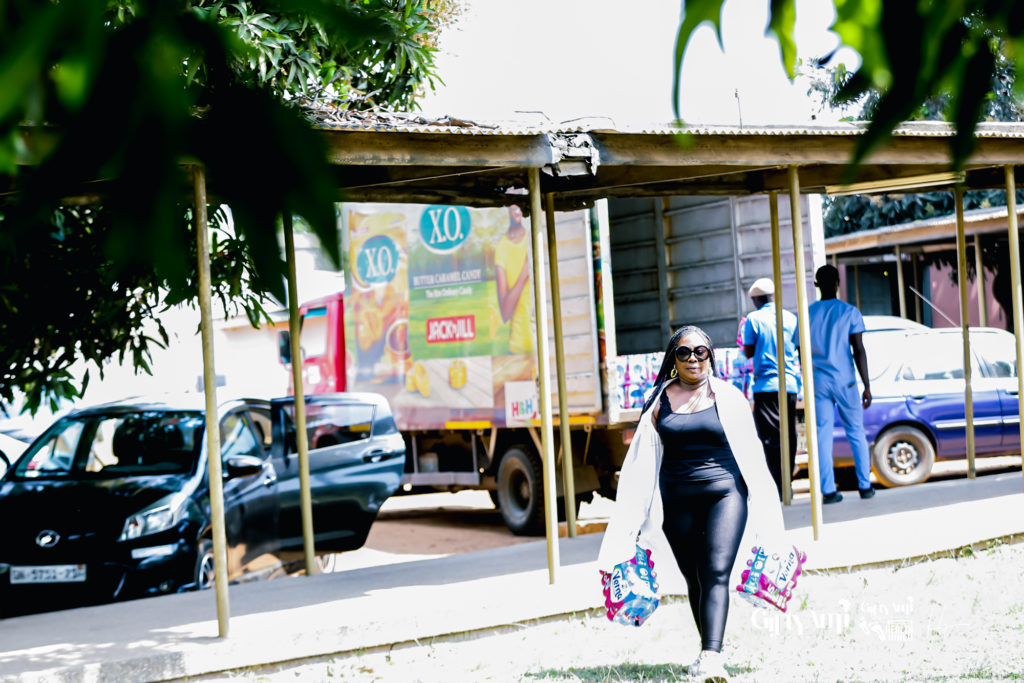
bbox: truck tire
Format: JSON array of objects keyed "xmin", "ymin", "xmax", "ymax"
[
  {"xmin": 496, "ymin": 445, "xmax": 544, "ymax": 536},
  {"xmin": 871, "ymin": 425, "xmax": 935, "ymax": 487}
]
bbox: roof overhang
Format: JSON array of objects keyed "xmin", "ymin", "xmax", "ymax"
[
  {"xmin": 310, "ymin": 120, "xmax": 1024, "ymax": 210},
  {"xmin": 12, "ymin": 119, "xmax": 1024, "ymax": 210}
]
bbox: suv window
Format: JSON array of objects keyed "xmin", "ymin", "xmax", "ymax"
[
  {"xmin": 862, "ymin": 331, "xmax": 908, "ymax": 381},
  {"xmin": 15, "ymin": 412, "xmax": 203, "ymax": 479},
  {"xmin": 280, "ymin": 402, "xmax": 375, "ymax": 454},
  {"xmin": 900, "ymin": 334, "xmax": 981, "ymax": 381},
  {"xmin": 221, "ymin": 412, "xmax": 262, "ymax": 459},
  {"xmin": 18, "ymin": 420, "xmax": 84, "ymax": 476},
  {"xmin": 247, "ymin": 408, "xmax": 274, "ymax": 450}
]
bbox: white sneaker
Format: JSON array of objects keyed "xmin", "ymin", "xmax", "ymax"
[{"xmin": 689, "ymin": 650, "xmax": 729, "ymax": 682}]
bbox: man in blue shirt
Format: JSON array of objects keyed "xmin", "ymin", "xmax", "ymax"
[
  {"xmin": 798, "ymin": 265, "xmax": 874, "ymax": 504},
  {"xmin": 742, "ymin": 278, "xmax": 799, "ymax": 496}
]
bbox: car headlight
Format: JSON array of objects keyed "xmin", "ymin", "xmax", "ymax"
[{"xmin": 119, "ymin": 493, "xmax": 186, "ymax": 541}]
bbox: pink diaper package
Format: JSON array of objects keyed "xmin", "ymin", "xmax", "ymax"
[
  {"xmin": 736, "ymin": 543, "xmax": 807, "ymax": 612},
  {"xmin": 600, "ymin": 545, "xmax": 659, "ymax": 627}
]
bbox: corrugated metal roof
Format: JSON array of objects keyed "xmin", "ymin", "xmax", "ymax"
[
  {"xmin": 825, "ymin": 203, "xmax": 1024, "ymax": 249},
  {"xmin": 308, "ymin": 112, "xmax": 1024, "ymax": 138}
]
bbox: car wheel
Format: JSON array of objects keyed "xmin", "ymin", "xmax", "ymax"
[
  {"xmin": 194, "ymin": 539, "xmax": 215, "ymax": 590},
  {"xmin": 871, "ymin": 426, "xmax": 935, "ymax": 487},
  {"xmin": 496, "ymin": 445, "xmax": 544, "ymax": 536}
]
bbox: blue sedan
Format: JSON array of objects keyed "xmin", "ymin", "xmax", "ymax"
[{"xmin": 829, "ymin": 327, "xmax": 1019, "ymax": 487}]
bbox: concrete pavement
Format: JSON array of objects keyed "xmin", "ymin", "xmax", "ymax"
[{"xmin": 0, "ymin": 470, "xmax": 1022, "ymax": 682}]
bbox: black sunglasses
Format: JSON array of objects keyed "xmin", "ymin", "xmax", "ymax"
[{"xmin": 674, "ymin": 345, "xmax": 710, "ymax": 362}]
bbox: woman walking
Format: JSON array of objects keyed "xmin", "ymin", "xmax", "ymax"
[{"xmin": 598, "ymin": 325, "xmax": 784, "ymax": 683}]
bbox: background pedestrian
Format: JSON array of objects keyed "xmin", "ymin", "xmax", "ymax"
[
  {"xmin": 799, "ymin": 265, "xmax": 874, "ymax": 503},
  {"xmin": 741, "ymin": 277, "xmax": 800, "ymax": 496}
]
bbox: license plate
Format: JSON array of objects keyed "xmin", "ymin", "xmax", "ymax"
[{"xmin": 10, "ymin": 564, "xmax": 86, "ymax": 584}]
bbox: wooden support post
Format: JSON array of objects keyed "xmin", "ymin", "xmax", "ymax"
[
  {"xmin": 854, "ymin": 264, "xmax": 861, "ymax": 310},
  {"xmin": 788, "ymin": 167, "xmax": 822, "ymax": 540},
  {"xmin": 974, "ymin": 235, "xmax": 987, "ymax": 327},
  {"xmin": 654, "ymin": 198, "xmax": 672, "ymax": 339},
  {"xmin": 895, "ymin": 245, "xmax": 907, "ymax": 319},
  {"xmin": 830, "ymin": 254, "xmax": 840, "ymax": 299},
  {"xmin": 912, "ymin": 253, "xmax": 922, "ymax": 322},
  {"xmin": 954, "ymin": 188, "xmax": 977, "ymax": 478},
  {"xmin": 529, "ymin": 169, "xmax": 559, "ymax": 582},
  {"xmin": 769, "ymin": 191, "xmax": 792, "ymax": 505},
  {"xmin": 1003, "ymin": 166, "xmax": 1024, "ymax": 494},
  {"xmin": 283, "ymin": 212, "xmax": 318, "ymax": 575},
  {"xmin": 193, "ymin": 165, "xmax": 230, "ymax": 637},
  {"xmin": 545, "ymin": 193, "xmax": 577, "ymax": 537}
]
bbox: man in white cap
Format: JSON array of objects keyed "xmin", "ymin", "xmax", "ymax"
[{"xmin": 742, "ymin": 277, "xmax": 800, "ymax": 497}]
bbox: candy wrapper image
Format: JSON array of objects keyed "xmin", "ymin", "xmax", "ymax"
[
  {"xmin": 736, "ymin": 542, "xmax": 807, "ymax": 612},
  {"xmin": 613, "ymin": 353, "xmax": 664, "ymax": 410},
  {"xmin": 600, "ymin": 546, "xmax": 659, "ymax": 627},
  {"xmin": 613, "ymin": 347, "xmax": 755, "ymax": 410},
  {"xmin": 716, "ymin": 346, "xmax": 754, "ymax": 400}
]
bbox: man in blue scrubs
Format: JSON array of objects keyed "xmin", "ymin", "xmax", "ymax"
[
  {"xmin": 798, "ymin": 265, "xmax": 874, "ymax": 503},
  {"xmin": 742, "ymin": 278, "xmax": 799, "ymax": 497}
]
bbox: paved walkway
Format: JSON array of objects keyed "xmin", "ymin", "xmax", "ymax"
[{"xmin": 1, "ymin": 471, "xmax": 1022, "ymax": 682}]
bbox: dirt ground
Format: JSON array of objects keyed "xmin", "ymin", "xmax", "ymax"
[
  {"xmin": 227, "ymin": 537, "xmax": 1024, "ymax": 682},
  {"xmin": 320, "ymin": 490, "xmax": 542, "ymax": 573}
]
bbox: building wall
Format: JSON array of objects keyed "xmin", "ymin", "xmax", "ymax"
[
  {"xmin": 837, "ymin": 253, "xmax": 1009, "ymax": 331},
  {"xmin": 926, "ymin": 261, "xmax": 1008, "ymax": 329}
]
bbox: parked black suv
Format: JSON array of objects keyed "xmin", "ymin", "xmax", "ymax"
[{"xmin": 0, "ymin": 393, "xmax": 405, "ymax": 616}]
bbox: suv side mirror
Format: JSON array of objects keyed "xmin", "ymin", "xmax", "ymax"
[
  {"xmin": 224, "ymin": 454, "xmax": 264, "ymax": 479},
  {"xmin": 278, "ymin": 330, "xmax": 292, "ymax": 364}
]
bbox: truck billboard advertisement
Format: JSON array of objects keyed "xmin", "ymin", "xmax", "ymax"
[{"xmin": 343, "ymin": 203, "xmax": 539, "ymax": 429}]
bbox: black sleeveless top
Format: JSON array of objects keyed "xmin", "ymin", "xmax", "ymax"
[{"xmin": 657, "ymin": 389, "xmax": 742, "ymax": 482}]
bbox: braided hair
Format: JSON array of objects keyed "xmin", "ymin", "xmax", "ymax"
[{"xmin": 640, "ymin": 324, "xmax": 718, "ymax": 415}]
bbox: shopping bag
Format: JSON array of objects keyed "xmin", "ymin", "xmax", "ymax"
[
  {"xmin": 600, "ymin": 545, "xmax": 659, "ymax": 626},
  {"xmin": 735, "ymin": 542, "xmax": 807, "ymax": 612}
]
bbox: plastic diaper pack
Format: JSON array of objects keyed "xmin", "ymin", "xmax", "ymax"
[
  {"xmin": 736, "ymin": 542, "xmax": 807, "ymax": 612},
  {"xmin": 600, "ymin": 546, "xmax": 659, "ymax": 627}
]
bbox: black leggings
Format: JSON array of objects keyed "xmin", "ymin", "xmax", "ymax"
[{"xmin": 661, "ymin": 474, "xmax": 748, "ymax": 653}]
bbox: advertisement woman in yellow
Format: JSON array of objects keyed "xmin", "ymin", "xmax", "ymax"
[{"xmin": 494, "ymin": 205, "xmax": 533, "ymax": 354}]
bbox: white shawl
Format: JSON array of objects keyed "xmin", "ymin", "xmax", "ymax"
[{"xmin": 597, "ymin": 376, "xmax": 785, "ymax": 594}]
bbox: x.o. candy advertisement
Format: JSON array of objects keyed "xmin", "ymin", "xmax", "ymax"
[{"xmin": 343, "ymin": 203, "xmax": 539, "ymax": 429}]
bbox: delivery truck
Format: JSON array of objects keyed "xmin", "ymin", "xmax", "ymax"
[
  {"xmin": 279, "ymin": 202, "xmax": 629, "ymax": 535},
  {"xmin": 278, "ymin": 196, "xmax": 819, "ymax": 535}
]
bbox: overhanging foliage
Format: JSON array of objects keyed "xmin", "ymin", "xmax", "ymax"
[
  {"xmin": 0, "ymin": 0, "xmax": 445, "ymax": 413},
  {"xmin": 673, "ymin": 1, "xmax": 1024, "ymax": 173}
]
